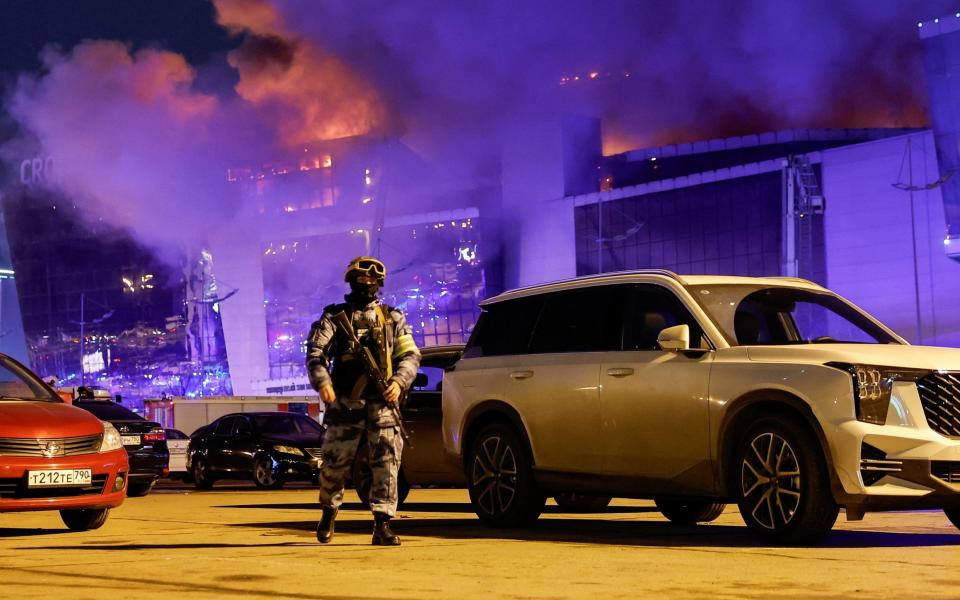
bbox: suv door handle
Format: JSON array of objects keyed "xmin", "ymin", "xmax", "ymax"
[
  {"xmin": 606, "ymin": 367, "xmax": 635, "ymax": 377},
  {"xmin": 510, "ymin": 370, "xmax": 534, "ymax": 380}
]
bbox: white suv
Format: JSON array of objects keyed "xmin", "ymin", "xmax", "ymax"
[{"xmin": 441, "ymin": 270, "xmax": 960, "ymax": 544}]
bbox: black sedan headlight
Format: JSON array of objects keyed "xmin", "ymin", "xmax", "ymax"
[
  {"xmin": 827, "ymin": 363, "xmax": 929, "ymax": 425},
  {"xmin": 273, "ymin": 445, "xmax": 306, "ymax": 457}
]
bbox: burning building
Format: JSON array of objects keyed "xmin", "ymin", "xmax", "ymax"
[{"xmin": 213, "ymin": 134, "xmax": 501, "ymax": 394}]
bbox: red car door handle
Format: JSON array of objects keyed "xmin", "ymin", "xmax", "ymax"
[
  {"xmin": 606, "ymin": 367, "xmax": 635, "ymax": 377},
  {"xmin": 510, "ymin": 370, "xmax": 534, "ymax": 380}
]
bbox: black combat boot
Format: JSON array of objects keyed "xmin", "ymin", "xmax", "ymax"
[
  {"xmin": 372, "ymin": 512, "xmax": 401, "ymax": 546},
  {"xmin": 316, "ymin": 507, "xmax": 338, "ymax": 543}
]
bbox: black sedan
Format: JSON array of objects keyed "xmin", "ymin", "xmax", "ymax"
[
  {"xmin": 73, "ymin": 399, "xmax": 169, "ymax": 497},
  {"xmin": 187, "ymin": 412, "xmax": 324, "ymax": 489}
]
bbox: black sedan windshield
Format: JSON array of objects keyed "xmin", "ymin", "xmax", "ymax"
[
  {"xmin": 74, "ymin": 400, "xmax": 144, "ymax": 420},
  {"xmin": 0, "ymin": 356, "xmax": 59, "ymax": 402},
  {"xmin": 253, "ymin": 415, "xmax": 323, "ymax": 435},
  {"xmin": 689, "ymin": 285, "xmax": 900, "ymax": 346}
]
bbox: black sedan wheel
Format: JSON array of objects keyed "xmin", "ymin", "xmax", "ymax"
[
  {"xmin": 61, "ymin": 508, "xmax": 109, "ymax": 531},
  {"xmin": 736, "ymin": 416, "xmax": 838, "ymax": 545},
  {"xmin": 253, "ymin": 456, "xmax": 284, "ymax": 489},
  {"xmin": 126, "ymin": 480, "xmax": 155, "ymax": 497},
  {"xmin": 467, "ymin": 424, "xmax": 544, "ymax": 527},
  {"xmin": 655, "ymin": 498, "xmax": 726, "ymax": 524},
  {"xmin": 192, "ymin": 457, "xmax": 215, "ymax": 490}
]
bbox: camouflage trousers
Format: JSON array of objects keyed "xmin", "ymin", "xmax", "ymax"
[{"xmin": 318, "ymin": 403, "xmax": 404, "ymax": 517}]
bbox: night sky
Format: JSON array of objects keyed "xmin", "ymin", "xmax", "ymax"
[{"xmin": 0, "ymin": 0, "xmax": 233, "ymax": 78}]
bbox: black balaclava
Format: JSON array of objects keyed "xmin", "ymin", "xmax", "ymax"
[{"xmin": 347, "ymin": 278, "xmax": 381, "ymax": 305}]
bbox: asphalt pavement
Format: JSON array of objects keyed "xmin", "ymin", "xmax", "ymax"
[{"xmin": 2, "ymin": 481, "xmax": 960, "ymax": 599}]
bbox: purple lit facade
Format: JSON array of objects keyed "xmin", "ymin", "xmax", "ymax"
[{"xmin": 212, "ymin": 136, "xmax": 501, "ymax": 394}]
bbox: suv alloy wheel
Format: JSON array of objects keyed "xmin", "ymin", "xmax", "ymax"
[
  {"xmin": 736, "ymin": 415, "xmax": 838, "ymax": 544},
  {"xmin": 467, "ymin": 423, "xmax": 545, "ymax": 527},
  {"xmin": 192, "ymin": 456, "xmax": 215, "ymax": 490}
]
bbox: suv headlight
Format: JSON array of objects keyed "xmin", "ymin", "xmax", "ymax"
[
  {"xmin": 827, "ymin": 363, "xmax": 929, "ymax": 425},
  {"xmin": 99, "ymin": 421, "xmax": 123, "ymax": 452},
  {"xmin": 273, "ymin": 445, "xmax": 304, "ymax": 456}
]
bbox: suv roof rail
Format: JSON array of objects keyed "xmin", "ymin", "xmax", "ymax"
[
  {"xmin": 482, "ymin": 269, "xmax": 683, "ymax": 306},
  {"xmin": 771, "ymin": 276, "xmax": 821, "ymax": 287}
]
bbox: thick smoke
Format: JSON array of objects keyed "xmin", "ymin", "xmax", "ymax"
[
  {"xmin": 4, "ymin": 41, "xmax": 232, "ymax": 257},
  {"xmin": 1, "ymin": 0, "xmax": 954, "ymax": 260},
  {"xmin": 269, "ymin": 0, "xmax": 955, "ymax": 153}
]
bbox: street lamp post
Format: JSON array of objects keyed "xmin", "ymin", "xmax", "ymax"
[{"xmin": 72, "ymin": 292, "xmax": 113, "ymax": 386}]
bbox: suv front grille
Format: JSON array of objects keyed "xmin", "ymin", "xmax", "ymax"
[
  {"xmin": 0, "ymin": 475, "xmax": 108, "ymax": 499},
  {"xmin": 0, "ymin": 434, "xmax": 102, "ymax": 457},
  {"xmin": 916, "ymin": 372, "xmax": 960, "ymax": 438},
  {"xmin": 931, "ymin": 461, "xmax": 960, "ymax": 484}
]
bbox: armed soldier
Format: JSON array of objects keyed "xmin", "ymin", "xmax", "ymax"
[{"xmin": 306, "ymin": 256, "xmax": 420, "ymax": 546}]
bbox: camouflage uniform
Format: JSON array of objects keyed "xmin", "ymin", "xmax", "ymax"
[{"xmin": 306, "ymin": 298, "xmax": 420, "ymax": 517}]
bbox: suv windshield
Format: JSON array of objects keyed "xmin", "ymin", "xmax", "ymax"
[
  {"xmin": 689, "ymin": 285, "xmax": 900, "ymax": 346},
  {"xmin": 253, "ymin": 415, "xmax": 323, "ymax": 435},
  {"xmin": 0, "ymin": 356, "xmax": 58, "ymax": 402}
]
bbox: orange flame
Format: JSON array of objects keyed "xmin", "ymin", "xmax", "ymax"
[{"xmin": 214, "ymin": 0, "xmax": 385, "ymax": 146}]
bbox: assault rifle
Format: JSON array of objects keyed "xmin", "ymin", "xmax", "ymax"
[{"xmin": 330, "ymin": 310, "xmax": 412, "ymax": 445}]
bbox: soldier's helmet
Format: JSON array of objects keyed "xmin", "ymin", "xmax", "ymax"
[{"xmin": 344, "ymin": 256, "xmax": 387, "ymax": 285}]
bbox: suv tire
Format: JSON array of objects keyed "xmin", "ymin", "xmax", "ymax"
[
  {"xmin": 467, "ymin": 423, "xmax": 545, "ymax": 527},
  {"xmin": 554, "ymin": 493, "xmax": 612, "ymax": 512},
  {"xmin": 60, "ymin": 508, "xmax": 110, "ymax": 531},
  {"xmin": 253, "ymin": 455, "xmax": 284, "ymax": 489},
  {"xmin": 735, "ymin": 415, "xmax": 838, "ymax": 545},
  {"xmin": 192, "ymin": 456, "xmax": 215, "ymax": 490},
  {"xmin": 943, "ymin": 508, "xmax": 960, "ymax": 530},
  {"xmin": 655, "ymin": 498, "xmax": 726, "ymax": 524}
]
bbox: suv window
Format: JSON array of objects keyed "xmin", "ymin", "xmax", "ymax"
[
  {"xmin": 214, "ymin": 417, "xmax": 236, "ymax": 436},
  {"xmin": 234, "ymin": 416, "xmax": 253, "ymax": 436},
  {"xmin": 624, "ymin": 285, "xmax": 707, "ymax": 351},
  {"xmin": 465, "ymin": 296, "xmax": 543, "ymax": 357},
  {"xmin": 529, "ymin": 286, "xmax": 626, "ymax": 353}
]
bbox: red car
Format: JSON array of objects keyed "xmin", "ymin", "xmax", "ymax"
[{"xmin": 0, "ymin": 353, "xmax": 128, "ymax": 530}]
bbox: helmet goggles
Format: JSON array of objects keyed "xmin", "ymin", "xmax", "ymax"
[{"xmin": 345, "ymin": 256, "xmax": 386, "ymax": 282}]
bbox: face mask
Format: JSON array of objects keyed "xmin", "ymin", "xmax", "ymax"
[{"xmin": 349, "ymin": 280, "xmax": 380, "ymax": 302}]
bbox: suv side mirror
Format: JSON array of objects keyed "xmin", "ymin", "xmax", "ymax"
[{"xmin": 657, "ymin": 324, "xmax": 690, "ymax": 352}]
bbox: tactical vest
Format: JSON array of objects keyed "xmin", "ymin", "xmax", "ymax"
[{"xmin": 327, "ymin": 301, "xmax": 396, "ymax": 402}]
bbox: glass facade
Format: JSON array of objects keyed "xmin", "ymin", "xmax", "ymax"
[
  {"xmin": 0, "ymin": 186, "xmax": 231, "ymax": 402},
  {"xmin": 574, "ymin": 172, "xmax": 824, "ymax": 281},
  {"xmin": 262, "ymin": 218, "xmax": 485, "ymax": 379}
]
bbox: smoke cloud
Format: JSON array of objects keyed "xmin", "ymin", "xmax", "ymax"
[
  {"xmin": 4, "ymin": 40, "xmax": 231, "ymax": 257},
  {"xmin": 266, "ymin": 0, "xmax": 954, "ymax": 153},
  {"xmin": 1, "ymin": 0, "xmax": 953, "ymax": 261}
]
